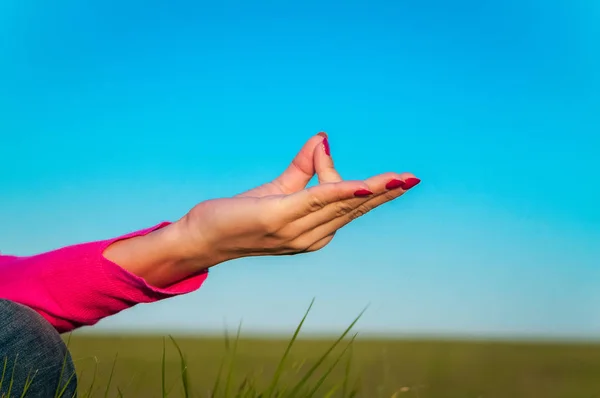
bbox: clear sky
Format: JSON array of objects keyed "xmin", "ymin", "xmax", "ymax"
[{"xmin": 1, "ymin": 0, "xmax": 599, "ymax": 339}]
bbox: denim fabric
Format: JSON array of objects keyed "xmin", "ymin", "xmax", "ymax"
[{"xmin": 0, "ymin": 300, "xmax": 77, "ymax": 397}]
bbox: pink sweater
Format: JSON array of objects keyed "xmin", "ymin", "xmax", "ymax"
[{"xmin": 0, "ymin": 222, "xmax": 207, "ymax": 333}]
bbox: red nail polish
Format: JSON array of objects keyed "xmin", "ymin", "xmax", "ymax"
[
  {"xmin": 354, "ymin": 189, "xmax": 373, "ymax": 197},
  {"xmin": 322, "ymin": 137, "xmax": 331, "ymax": 156},
  {"xmin": 385, "ymin": 179, "xmax": 404, "ymax": 190},
  {"xmin": 386, "ymin": 178, "xmax": 421, "ymax": 190},
  {"xmin": 402, "ymin": 178, "xmax": 421, "ymax": 190}
]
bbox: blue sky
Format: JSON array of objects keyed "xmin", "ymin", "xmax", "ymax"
[{"xmin": 1, "ymin": 0, "xmax": 599, "ymax": 339}]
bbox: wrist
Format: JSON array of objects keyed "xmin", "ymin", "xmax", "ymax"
[
  {"xmin": 103, "ymin": 221, "xmax": 216, "ymax": 288},
  {"xmin": 164, "ymin": 218, "xmax": 225, "ymax": 275},
  {"xmin": 175, "ymin": 213, "xmax": 234, "ymax": 270}
]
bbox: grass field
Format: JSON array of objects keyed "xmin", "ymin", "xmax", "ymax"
[{"xmin": 65, "ymin": 333, "xmax": 600, "ymax": 398}]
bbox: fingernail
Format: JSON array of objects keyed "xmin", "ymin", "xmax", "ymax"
[
  {"xmin": 386, "ymin": 178, "xmax": 421, "ymax": 190},
  {"xmin": 385, "ymin": 179, "xmax": 404, "ymax": 190},
  {"xmin": 402, "ymin": 177, "xmax": 421, "ymax": 190},
  {"xmin": 322, "ymin": 138, "xmax": 331, "ymax": 156},
  {"xmin": 354, "ymin": 189, "xmax": 373, "ymax": 197},
  {"xmin": 317, "ymin": 132, "xmax": 331, "ymax": 156}
]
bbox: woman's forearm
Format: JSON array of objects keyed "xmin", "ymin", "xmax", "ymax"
[
  {"xmin": 0, "ymin": 223, "xmax": 208, "ymax": 333},
  {"xmin": 103, "ymin": 220, "xmax": 199, "ymax": 288},
  {"xmin": 103, "ymin": 218, "xmax": 226, "ymax": 287}
]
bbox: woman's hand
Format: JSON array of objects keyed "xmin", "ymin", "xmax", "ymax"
[
  {"xmin": 175, "ymin": 133, "xmax": 420, "ymax": 269},
  {"xmin": 104, "ymin": 133, "xmax": 420, "ymax": 288}
]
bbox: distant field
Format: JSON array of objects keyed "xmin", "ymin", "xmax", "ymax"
[{"xmin": 64, "ymin": 334, "xmax": 600, "ymax": 398}]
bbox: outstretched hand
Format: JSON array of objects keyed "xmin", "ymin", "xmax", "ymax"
[
  {"xmin": 176, "ymin": 133, "xmax": 420, "ymax": 271},
  {"xmin": 104, "ymin": 133, "xmax": 420, "ymax": 288}
]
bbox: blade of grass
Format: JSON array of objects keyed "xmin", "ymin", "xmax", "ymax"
[
  {"xmin": 54, "ymin": 333, "xmax": 73, "ymax": 398},
  {"xmin": 104, "ymin": 353, "xmax": 118, "ymax": 398},
  {"xmin": 78, "ymin": 370, "xmax": 86, "ymax": 394},
  {"xmin": 19, "ymin": 369, "xmax": 37, "ymax": 398},
  {"xmin": 306, "ymin": 333, "xmax": 357, "ymax": 397},
  {"xmin": 162, "ymin": 336, "xmax": 167, "ymax": 398},
  {"xmin": 7, "ymin": 353, "xmax": 19, "ymax": 398},
  {"xmin": 288, "ymin": 306, "xmax": 367, "ymax": 398},
  {"xmin": 168, "ymin": 335, "xmax": 191, "ymax": 398},
  {"xmin": 120, "ymin": 369, "xmax": 143, "ymax": 397},
  {"xmin": 292, "ymin": 359, "xmax": 306, "ymax": 374},
  {"xmin": 223, "ymin": 321, "xmax": 242, "ymax": 398},
  {"xmin": 224, "ymin": 325, "xmax": 230, "ymax": 352},
  {"xmin": 241, "ymin": 375, "xmax": 257, "ymax": 398},
  {"xmin": 210, "ymin": 356, "xmax": 226, "ymax": 398},
  {"xmin": 0, "ymin": 356, "xmax": 7, "ymax": 392},
  {"xmin": 165, "ymin": 377, "xmax": 180, "ymax": 397},
  {"xmin": 342, "ymin": 343, "xmax": 353, "ymax": 397},
  {"xmin": 83, "ymin": 357, "xmax": 98, "ymax": 398},
  {"xmin": 236, "ymin": 376, "xmax": 248, "ymax": 396},
  {"xmin": 278, "ymin": 386, "xmax": 289, "ymax": 397},
  {"xmin": 348, "ymin": 376, "xmax": 361, "ymax": 398},
  {"xmin": 210, "ymin": 328, "xmax": 231, "ymax": 398},
  {"xmin": 323, "ymin": 384, "xmax": 340, "ymax": 398},
  {"xmin": 264, "ymin": 298, "xmax": 315, "ymax": 398},
  {"xmin": 117, "ymin": 387, "xmax": 124, "ymax": 398},
  {"xmin": 54, "ymin": 370, "xmax": 77, "ymax": 398}
]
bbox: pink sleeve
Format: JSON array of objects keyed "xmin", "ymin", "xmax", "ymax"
[{"xmin": 0, "ymin": 222, "xmax": 207, "ymax": 333}]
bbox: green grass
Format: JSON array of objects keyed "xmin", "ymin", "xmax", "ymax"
[
  {"xmin": 2, "ymin": 301, "xmax": 363, "ymax": 398},
  {"xmin": 71, "ymin": 300, "xmax": 365, "ymax": 398},
  {"xmin": 65, "ymin": 335, "xmax": 600, "ymax": 398},
  {"xmin": 5, "ymin": 302, "xmax": 600, "ymax": 397}
]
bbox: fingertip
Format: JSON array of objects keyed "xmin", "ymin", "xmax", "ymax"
[
  {"xmin": 385, "ymin": 173, "xmax": 421, "ymax": 190},
  {"xmin": 342, "ymin": 180, "xmax": 371, "ymax": 198},
  {"xmin": 322, "ymin": 135, "xmax": 331, "ymax": 157},
  {"xmin": 397, "ymin": 172, "xmax": 418, "ymax": 181},
  {"xmin": 314, "ymin": 136, "xmax": 342, "ymax": 183},
  {"xmin": 315, "ymin": 180, "xmax": 367, "ymax": 200},
  {"xmin": 403, "ymin": 177, "xmax": 421, "ymax": 190},
  {"xmin": 312, "ymin": 132, "xmax": 331, "ymax": 158},
  {"xmin": 354, "ymin": 189, "xmax": 374, "ymax": 197}
]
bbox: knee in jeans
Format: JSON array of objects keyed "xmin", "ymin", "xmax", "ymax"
[{"xmin": 0, "ymin": 300, "xmax": 77, "ymax": 396}]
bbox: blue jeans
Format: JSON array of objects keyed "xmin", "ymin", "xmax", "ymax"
[{"xmin": 0, "ymin": 300, "xmax": 77, "ymax": 397}]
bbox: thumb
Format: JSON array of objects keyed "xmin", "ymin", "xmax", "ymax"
[
  {"xmin": 314, "ymin": 132, "xmax": 343, "ymax": 184},
  {"xmin": 272, "ymin": 133, "xmax": 324, "ymax": 193}
]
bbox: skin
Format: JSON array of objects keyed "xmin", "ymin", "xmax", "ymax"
[{"xmin": 103, "ymin": 133, "xmax": 420, "ymax": 288}]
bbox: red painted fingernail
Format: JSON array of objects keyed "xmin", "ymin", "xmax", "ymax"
[
  {"xmin": 322, "ymin": 138, "xmax": 331, "ymax": 156},
  {"xmin": 354, "ymin": 189, "xmax": 373, "ymax": 197},
  {"xmin": 317, "ymin": 132, "xmax": 330, "ymax": 156},
  {"xmin": 385, "ymin": 179, "xmax": 404, "ymax": 190},
  {"xmin": 386, "ymin": 178, "xmax": 421, "ymax": 190},
  {"xmin": 402, "ymin": 178, "xmax": 421, "ymax": 190}
]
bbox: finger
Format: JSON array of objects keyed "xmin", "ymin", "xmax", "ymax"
[
  {"xmin": 294, "ymin": 174, "xmax": 421, "ymax": 245},
  {"xmin": 285, "ymin": 172, "xmax": 419, "ymax": 236},
  {"xmin": 272, "ymin": 133, "xmax": 326, "ymax": 194},
  {"xmin": 313, "ymin": 133, "xmax": 343, "ymax": 184},
  {"xmin": 305, "ymin": 233, "xmax": 335, "ymax": 252},
  {"xmin": 312, "ymin": 134, "xmax": 343, "ymax": 240},
  {"xmin": 280, "ymin": 179, "xmax": 374, "ymax": 221}
]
